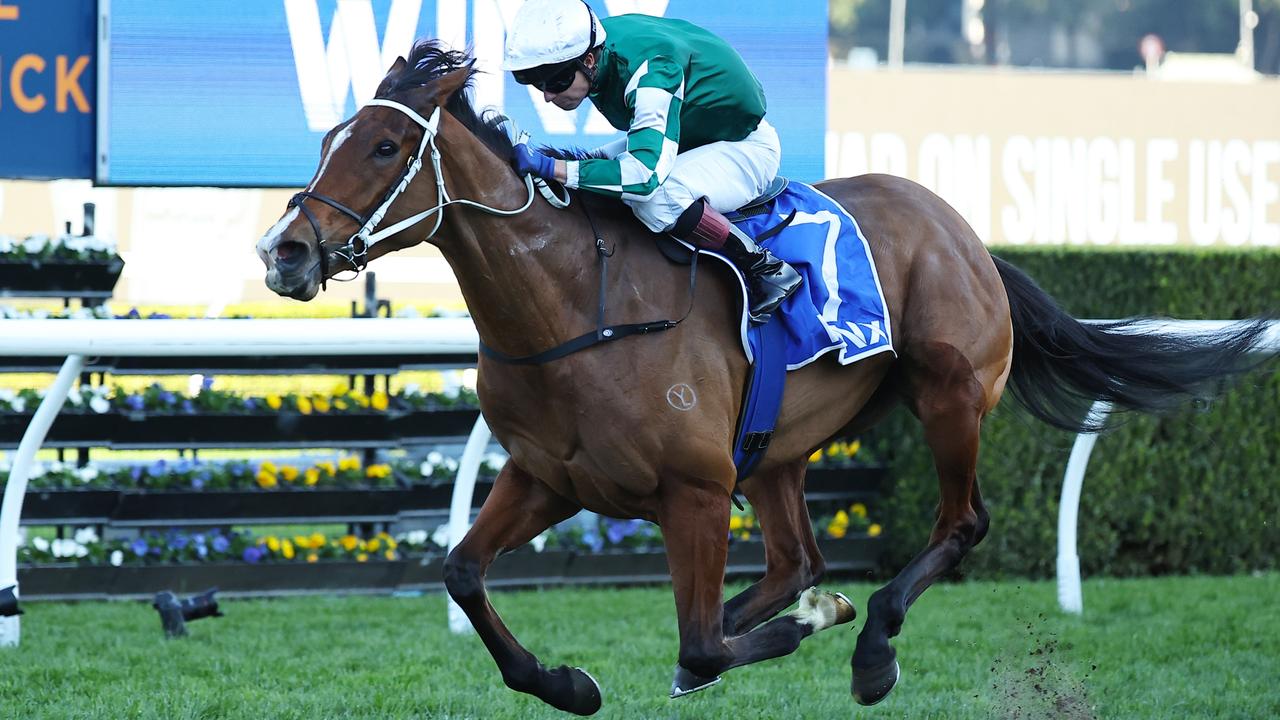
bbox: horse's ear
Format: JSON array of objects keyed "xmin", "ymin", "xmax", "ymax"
[
  {"xmin": 388, "ymin": 56, "xmax": 408, "ymax": 75},
  {"xmin": 431, "ymin": 67, "xmax": 471, "ymax": 105},
  {"xmin": 376, "ymin": 57, "xmax": 409, "ymax": 97}
]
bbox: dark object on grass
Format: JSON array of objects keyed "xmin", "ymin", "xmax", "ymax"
[
  {"xmin": 0, "ymin": 584, "xmax": 21, "ymax": 616},
  {"xmin": 153, "ymin": 588, "xmax": 222, "ymax": 638}
]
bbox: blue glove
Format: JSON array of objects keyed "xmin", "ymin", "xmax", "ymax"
[{"xmin": 512, "ymin": 143, "xmax": 558, "ymax": 180}]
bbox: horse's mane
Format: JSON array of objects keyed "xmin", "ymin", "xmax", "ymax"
[{"xmin": 378, "ymin": 39, "xmax": 605, "ymax": 166}]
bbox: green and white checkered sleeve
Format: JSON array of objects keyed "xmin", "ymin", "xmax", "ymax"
[{"xmin": 567, "ymin": 57, "xmax": 684, "ymax": 201}]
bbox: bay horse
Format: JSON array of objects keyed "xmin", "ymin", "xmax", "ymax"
[{"xmin": 257, "ymin": 42, "xmax": 1266, "ymax": 714}]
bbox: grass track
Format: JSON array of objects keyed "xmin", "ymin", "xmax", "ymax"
[{"xmin": 1, "ymin": 574, "xmax": 1276, "ymax": 719}]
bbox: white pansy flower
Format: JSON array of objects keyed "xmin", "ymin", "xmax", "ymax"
[
  {"xmin": 400, "ymin": 529, "xmax": 429, "ymax": 546},
  {"xmin": 28, "ymin": 462, "xmax": 46, "ymax": 479},
  {"xmin": 445, "ymin": 457, "xmax": 459, "ymax": 472},
  {"xmin": 33, "ymin": 536, "xmax": 50, "ymax": 552},
  {"xmin": 69, "ymin": 306, "xmax": 96, "ymax": 319},
  {"xmin": 61, "ymin": 234, "xmax": 88, "ymax": 253},
  {"xmin": 426, "ymin": 451, "xmax": 444, "ymax": 465},
  {"xmin": 402, "ymin": 383, "xmax": 420, "ymax": 396},
  {"xmin": 12, "ymin": 397, "xmax": 26, "ymax": 413},
  {"xmin": 76, "ymin": 467, "xmax": 99, "ymax": 484},
  {"xmin": 51, "ymin": 538, "xmax": 72, "ymax": 558},
  {"xmin": 22, "ymin": 234, "xmax": 48, "ymax": 254},
  {"xmin": 86, "ymin": 235, "xmax": 114, "ymax": 253},
  {"xmin": 89, "ymin": 395, "xmax": 110, "ymax": 414},
  {"xmin": 418, "ymin": 460, "xmax": 436, "ymax": 477},
  {"xmin": 74, "ymin": 543, "xmax": 89, "ymax": 558},
  {"xmin": 431, "ymin": 525, "xmax": 451, "ymax": 548},
  {"xmin": 0, "ymin": 235, "xmax": 14, "ymax": 253},
  {"xmin": 74, "ymin": 527, "xmax": 99, "ymax": 545},
  {"xmin": 110, "ymin": 550, "xmax": 124, "ymax": 567}
]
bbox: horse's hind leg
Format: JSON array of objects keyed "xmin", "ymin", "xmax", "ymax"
[
  {"xmin": 850, "ymin": 343, "xmax": 992, "ymax": 705},
  {"xmin": 722, "ymin": 459, "xmax": 830, "ymax": 636},
  {"xmin": 661, "ymin": 468, "xmax": 856, "ymax": 698},
  {"xmin": 443, "ymin": 462, "xmax": 598, "ymax": 715}
]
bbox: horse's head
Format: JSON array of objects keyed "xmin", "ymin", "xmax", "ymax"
[{"xmin": 257, "ymin": 42, "xmax": 482, "ymax": 301}]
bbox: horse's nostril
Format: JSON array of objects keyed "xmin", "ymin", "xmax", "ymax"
[{"xmin": 273, "ymin": 240, "xmax": 309, "ymax": 267}]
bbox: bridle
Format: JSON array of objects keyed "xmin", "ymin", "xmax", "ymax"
[{"xmin": 287, "ymin": 97, "xmax": 566, "ymax": 288}]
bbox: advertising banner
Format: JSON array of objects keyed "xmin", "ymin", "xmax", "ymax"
[
  {"xmin": 827, "ymin": 68, "xmax": 1280, "ymax": 247},
  {"xmin": 99, "ymin": 0, "xmax": 828, "ymax": 187},
  {"xmin": 0, "ymin": 0, "xmax": 96, "ymax": 180}
]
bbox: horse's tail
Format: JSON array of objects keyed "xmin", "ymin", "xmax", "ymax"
[{"xmin": 991, "ymin": 255, "xmax": 1272, "ymax": 433}]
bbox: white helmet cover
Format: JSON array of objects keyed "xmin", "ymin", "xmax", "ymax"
[{"xmin": 502, "ymin": 0, "xmax": 607, "ymax": 71}]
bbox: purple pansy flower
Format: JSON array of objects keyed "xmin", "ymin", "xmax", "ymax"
[
  {"xmin": 130, "ymin": 538, "xmax": 149, "ymax": 557},
  {"xmin": 182, "ymin": 399, "xmax": 196, "ymax": 413},
  {"xmin": 211, "ymin": 535, "xmax": 230, "ymax": 553},
  {"xmin": 126, "ymin": 395, "xmax": 145, "ymax": 411},
  {"xmin": 242, "ymin": 546, "xmax": 264, "ymax": 564},
  {"xmin": 159, "ymin": 391, "xmax": 177, "ymax": 406}
]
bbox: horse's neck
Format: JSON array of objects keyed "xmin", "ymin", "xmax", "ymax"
[{"xmin": 433, "ymin": 137, "xmax": 599, "ymax": 357}]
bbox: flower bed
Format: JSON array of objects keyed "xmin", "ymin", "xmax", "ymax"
[
  {"xmin": 0, "ymin": 234, "xmax": 124, "ymax": 298},
  {"xmin": 0, "ymin": 382, "xmax": 482, "ymax": 448}
]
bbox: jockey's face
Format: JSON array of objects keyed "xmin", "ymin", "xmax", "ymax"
[
  {"xmin": 539, "ymin": 50, "xmax": 596, "ymax": 111},
  {"xmin": 543, "ymin": 69, "xmax": 591, "ymax": 110}
]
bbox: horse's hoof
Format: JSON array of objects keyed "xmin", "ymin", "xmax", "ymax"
[
  {"xmin": 831, "ymin": 592, "xmax": 858, "ymax": 626},
  {"xmin": 670, "ymin": 664, "xmax": 722, "ymax": 698},
  {"xmin": 851, "ymin": 658, "xmax": 900, "ymax": 706},
  {"xmin": 545, "ymin": 665, "xmax": 603, "ymax": 716}
]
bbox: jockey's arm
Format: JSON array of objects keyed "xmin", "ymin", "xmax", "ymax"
[{"xmin": 562, "ymin": 56, "xmax": 685, "ymax": 200}]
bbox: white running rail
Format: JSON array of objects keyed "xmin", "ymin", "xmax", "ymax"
[
  {"xmin": 0, "ymin": 319, "xmax": 489, "ymax": 647},
  {"xmin": 1056, "ymin": 320, "xmax": 1280, "ymax": 615}
]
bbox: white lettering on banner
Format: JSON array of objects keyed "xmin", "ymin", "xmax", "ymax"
[
  {"xmin": 288, "ymin": 0, "xmax": 629, "ymax": 136},
  {"xmin": 1253, "ymin": 141, "xmax": 1280, "ymax": 246},
  {"xmin": 285, "ymin": 0, "xmax": 421, "ymax": 131},
  {"xmin": 1145, "ymin": 138, "xmax": 1178, "ymax": 245},
  {"xmin": 828, "ymin": 131, "xmax": 1278, "ymax": 246}
]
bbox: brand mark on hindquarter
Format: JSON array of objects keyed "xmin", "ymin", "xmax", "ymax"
[{"xmin": 666, "ymin": 384, "xmax": 697, "ymax": 411}]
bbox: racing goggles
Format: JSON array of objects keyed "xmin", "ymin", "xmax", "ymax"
[{"xmin": 512, "ymin": 60, "xmax": 582, "ymax": 94}]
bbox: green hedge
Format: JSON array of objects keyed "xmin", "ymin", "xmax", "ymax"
[{"xmin": 867, "ymin": 247, "xmax": 1280, "ymax": 579}]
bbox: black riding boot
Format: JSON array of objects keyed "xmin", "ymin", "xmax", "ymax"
[{"xmin": 671, "ymin": 198, "xmax": 803, "ymax": 323}]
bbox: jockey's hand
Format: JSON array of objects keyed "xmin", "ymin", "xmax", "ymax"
[{"xmin": 512, "ymin": 143, "xmax": 557, "ymax": 180}]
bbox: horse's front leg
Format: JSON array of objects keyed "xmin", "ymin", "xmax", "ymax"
[
  {"xmin": 443, "ymin": 462, "xmax": 599, "ymax": 715},
  {"xmin": 661, "ymin": 469, "xmax": 856, "ymax": 698}
]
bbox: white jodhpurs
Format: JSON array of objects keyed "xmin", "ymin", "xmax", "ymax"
[{"xmin": 608, "ymin": 119, "xmax": 781, "ymax": 233}]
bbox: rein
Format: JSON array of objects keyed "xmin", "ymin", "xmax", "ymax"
[
  {"xmin": 290, "ymin": 95, "xmax": 692, "ymax": 364},
  {"xmin": 288, "ymin": 99, "xmax": 567, "ymax": 288}
]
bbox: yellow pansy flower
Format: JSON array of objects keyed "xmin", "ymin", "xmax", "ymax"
[
  {"xmin": 808, "ymin": 449, "xmax": 823, "ymax": 463},
  {"xmin": 331, "ymin": 381, "xmax": 350, "ymax": 396},
  {"xmin": 354, "ymin": 394, "xmax": 371, "ymax": 408},
  {"xmin": 850, "ymin": 503, "xmax": 868, "ymax": 519},
  {"xmin": 729, "ymin": 516, "xmax": 744, "ymax": 531},
  {"xmin": 313, "ymin": 396, "xmax": 331, "ymax": 413},
  {"xmin": 339, "ymin": 535, "xmax": 359, "ymax": 551},
  {"xmin": 384, "ymin": 549, "xmax": 397, "ymax": 561},
  {"xmin": 293, "ymin": 535, "xmax": 310, "ymax": 549},
  {"xmin": 265, "ymin": 536, "xmax": 281, "ymax": 553},
  {"xmin": 846, "ymin": 439, "xmax": 861, "ymax": 457},
  {"xmin": 365, "ymin": 464, "xmax": 392, "ymax": 479},
  {"xmin": 259, "ymin": 460, "xmax": 278, "ymax": 475},
  {"xmin": 868, "ymin": 523, "xmax": 882, "ymax": 538},
  {"xmin": 280, "ymin": 465, "xmax": 299, "ymax": 483},
  {"xmin": 304, "ymin": 468, "xmax": 320, "ymax": 486},
  {"xmin": 282, "ymin": 540, "xmax": 296, "ymax": 560},
  {"xmin": 318, "ymin": 460, "xmax": 336, "ymax": 476},
  {"xmin": 310, "ymin": 532, "xmax": 326, "ymax": 548},
  {"xmin": 255, "ymin": 470, "xmax": 278, "ymax": 489},
  {"xmin": 338, "ymin": 456, "xmax": 360, "ymax": 472},
  {"xmin": 356, "ymin": 552, "xmax": 369, "ymax": 563},
  {"xmin": 265, "ymin": 394, "xmax": 282, "ymax": 410},
  {"xmin": 367, "ymin": 538, "xmax": 382, "ymax": 552},
  {"xmin": 737, "ymin": 531, "xmax": 750, "ymax": 541},
  {"xmin": 371, "ymin": 391, "xmax": 389, "ymax": 411},
  {"xmin": 334, "ymin": 398, "xmax": 349, "ymax": 411},
  {"xmin": 306, "ymin": 552, "xmax": 319, "ymax": 563},
  {"xmin": 297, "ymin": 396, "xmax": 313, "ymax": 415}
]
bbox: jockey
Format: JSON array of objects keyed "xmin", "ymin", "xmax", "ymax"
[{"xmin": 502, "ymin": 0, "xmax": 803, "ymax": 323}]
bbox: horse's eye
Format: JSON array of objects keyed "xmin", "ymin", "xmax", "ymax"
[{"xmin": 375, "ymin": 141, "xmax": 398, "ymax": 158}]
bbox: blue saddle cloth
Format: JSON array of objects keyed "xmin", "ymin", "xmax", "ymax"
[
  {"xmin": 697, "ymin": 181, "xmax": 895, "ymax": 479},
  {"xmin": 711, "ymin": 180, "xmax": 895, "ymax": 368}
]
